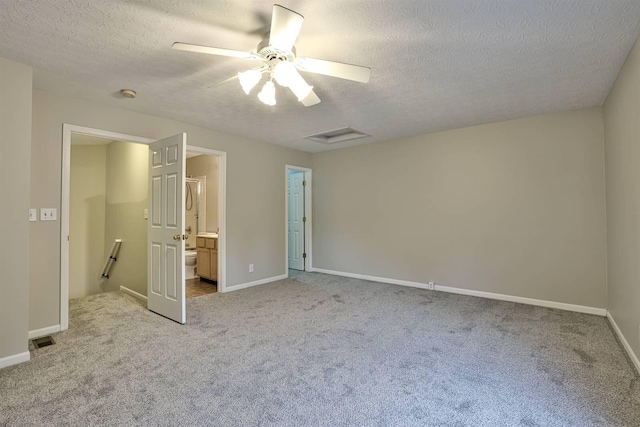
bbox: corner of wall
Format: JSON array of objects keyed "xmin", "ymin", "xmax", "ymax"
[
  {"xmin": 0, "ymin": 57, "xmax": 33, "ymax": 366},
  {"xmin": 601, "ymin": 34, "xmax": 640, "ymax": 372}
]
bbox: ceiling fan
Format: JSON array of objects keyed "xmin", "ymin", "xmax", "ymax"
[{"xmin": 172, "ymin": 4, "xmax": 371, "ymax": 107}]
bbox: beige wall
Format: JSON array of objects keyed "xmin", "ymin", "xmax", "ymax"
[
  {"xmin": 69, "ymin": 144, "xmax": 107, "ymax": 299},
  {"xmin": 104, "ymin": 141, "xmax": 149, "ymax": 296},
  {"xmin": 68, "ymin": 140, "xmax": 149, "ymax": 298},
  {"xmin": 603, "ymin": 38, "xmax": 640, "ymax": 360},
  {"xmin": 0, "ymin": 58, "xmax": 32, "ymax": 361},
  {"xmin": 29, "ymin": 89, "xmax": 312, "ymax": 330},
  {"xmin": 312, "ymin": 107, "xmax": 607, "ymax": 308},
  {"xmin": 187, "ymin": 155, "xmax": 219, "ymax": 233}
]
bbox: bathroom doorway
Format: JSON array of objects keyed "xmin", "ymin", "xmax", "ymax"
[
  {"xmin": 184, "ymin": 151, "xmax": 221, "ymax": 298},
  {"xmin": 60, "ymin": 124, "xmax": 227, "ymax": 331}
]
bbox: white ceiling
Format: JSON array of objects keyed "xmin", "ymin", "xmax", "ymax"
[{"xmin": 1, "ymin": 1, "xmax": 639, "ymax": 153}]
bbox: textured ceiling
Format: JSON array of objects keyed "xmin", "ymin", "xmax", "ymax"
[{"xmin": 1, "ymin": 1, "xmax": 639, "ymax": 153}]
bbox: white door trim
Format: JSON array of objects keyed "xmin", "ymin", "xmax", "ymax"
[
  {"xmin": 60, "ymin": 124, "xmax": 228, "ymax": 329},
  {"xmin": 285, "ymin": 165, "xmax": 312, "ymax": 273},
  {"xmin": 186, "ymin": 145, "xmax": 228, "ymax": 293}
]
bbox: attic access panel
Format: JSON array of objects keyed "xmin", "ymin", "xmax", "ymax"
[{"xmin": 305, "ymin": 127, "xmax": 370, "ymax": 144}]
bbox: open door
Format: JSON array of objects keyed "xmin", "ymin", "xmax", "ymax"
[{"xmin": 147, "ymin": 133, "xmax": 186, "ymax": 323}]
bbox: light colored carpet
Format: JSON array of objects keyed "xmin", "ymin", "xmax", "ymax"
[{"xmin": 1, "ymin": 272, "xmax": 639, "ymax": 426}]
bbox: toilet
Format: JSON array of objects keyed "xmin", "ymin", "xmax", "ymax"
[{"xmin": 185, "ymin": 250, "xmax": 198, "ymax": 279}]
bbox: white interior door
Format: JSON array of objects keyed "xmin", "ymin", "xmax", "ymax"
[
  {"xmin": 288, "ymin": 171, "xmax": 305, "ymax": 270},
  {"xmin": 148, "ymin": 133, "xmax": 186, "ymax": 324}
]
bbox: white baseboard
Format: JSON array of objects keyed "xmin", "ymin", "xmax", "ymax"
[
  {"xmin": 434, "ymin": 284, "xmax": 607, "ymax": 316},
  {"xmin": 311, "ymin": 268, "xmax": 607, "ymax": 317},
  {"xmin": 120, "ymin": 286, "xmax": 148, "ymax": 302},
  {"xmin": 224, "ymin": 274, "xmax": 288, "ymax": 293},
  {"xmin": 29, "ymin": 325, "xmax": 61, "ymax": 340},
  {"xmin": 606, "ymin": 311, "xmax": 640, "ymax": 375},
  {"xmin": 0, "ymin": 351, "xmax": 30, "ymax": 369}
]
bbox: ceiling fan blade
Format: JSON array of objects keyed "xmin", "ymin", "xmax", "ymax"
[
  {"xmin": 172, "ymin": 42, "xmax": 260, "ymax": 60},
  {"xmin": 295, "ymin": 57, "xmax": 371, "ymax": 83},
  {"xmin": 301, "ymin": 90, "xmax": 321, "ymax": 107},
  {"xmin": 269, "ymin": 5, "xmax": 304, "ymax": 52}
]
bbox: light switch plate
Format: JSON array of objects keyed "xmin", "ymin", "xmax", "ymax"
[
  {"xmin": 29, "ymin": 208, "xmax": 37, "ymax": 222},
  {"xmin": 144, "ymin": 208, "xmax": 148, "ymax": 219},
  {"xmin": 40, "ymin": 208, "xmax": 57, "ymax": 221}
]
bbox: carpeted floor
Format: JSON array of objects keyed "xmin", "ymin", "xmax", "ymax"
[{"xmin": 1, "ymin": 272, "xmax": 639, "ymax": 426}]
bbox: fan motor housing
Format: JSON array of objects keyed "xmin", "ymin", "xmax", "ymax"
[{"xmin": 257, "ymin": 36, "xmax": 296, "ymax": 62}]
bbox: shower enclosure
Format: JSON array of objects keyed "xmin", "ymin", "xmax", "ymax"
[{"xmin": 185, "ymin": 177, "xmax": 206, "ymax": 249}]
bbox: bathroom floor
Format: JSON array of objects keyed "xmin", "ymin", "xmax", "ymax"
[{"xmin": 186, "ymin": 278, "xmax": 217, "ymax": 299}]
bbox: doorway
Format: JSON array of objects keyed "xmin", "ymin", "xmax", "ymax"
[
  {"xmin": 68, "ymin": 135, "xmax": 148, "ymax": 301},
  {"xmin": 61, "ymin": 124, "xmax": 227, "ymax": 330},
  {"xmin": 285, "ymin": 165, "xmax": 312, "ymax": 273},
  {"xmin": 184, "ymin": 151, "xmax": 221, "ymax": 298}
]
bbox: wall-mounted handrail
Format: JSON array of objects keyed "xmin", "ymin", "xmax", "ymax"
[{"xmin": 100, "ymin": 239, "xmax": 122, "ymax": 278}]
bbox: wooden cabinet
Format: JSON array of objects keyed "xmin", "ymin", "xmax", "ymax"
[
  {"xmin": 196, "ymin": 249, "xmax": 210, "ymax": 278},
  {"xmin": 196, "ymin": 237, "xmax": 218, "ymax": 281}
]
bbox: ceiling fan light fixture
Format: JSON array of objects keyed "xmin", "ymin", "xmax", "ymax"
[
  {"xmin": 273, "ymin": 61, "xmax": 295, "ymax": 86},
  {"xmin": 173, "ymin": 4, "xmax": 371, "ymax": 108},
  {"xmin": 273, "ymin": 61, "xmax": 313, "ymax": 101},
  {"xmin": 289, "ymin": 79, "xmax": 313, "ymax": 102},
  {"xmin": 258, "ymin": 80, "xmax": 276, "ymax": 106},
  {"xmin": 238, "ymin": 69, "xmax": 263, "ymax": 94}
]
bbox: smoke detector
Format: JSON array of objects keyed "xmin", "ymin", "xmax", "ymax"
[{"xmin": 120, "ymin": 89, "xmax": 137, "ymax": 98}]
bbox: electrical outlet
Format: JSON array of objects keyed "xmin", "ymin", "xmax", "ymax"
[
  {"xmin": 428, "ymin": 281, "xmax": 435, "ymax": 291},
  {"xmin": 29, "ymin": 209, "xmax": 37, "ymax": 222},
  {"xmin": 249, "ymin": 264, "xmax": 254, "ymax": 273}
]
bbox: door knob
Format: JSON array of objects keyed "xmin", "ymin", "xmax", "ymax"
[{"xmin": 173, "ymin": 234, "xmax": 188, "ymax": 240}]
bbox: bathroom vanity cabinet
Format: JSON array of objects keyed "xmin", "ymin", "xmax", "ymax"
[{"xmin": 196, "ymin": 236, "xmax": 218, "ymax": 282}]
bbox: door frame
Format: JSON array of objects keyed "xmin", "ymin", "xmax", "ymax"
[
  {"xmin": 285, "ymin": 165, "xmax": 312, "ymax": 273},
  {"xmin": 185, "ymin": 145, "xmax": 227, "ymax": 293},
  {"xmin": 60, "ymin": 124, "xmax": 227, "ymax": 330}
]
